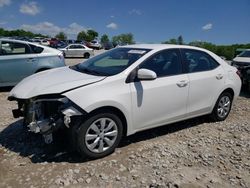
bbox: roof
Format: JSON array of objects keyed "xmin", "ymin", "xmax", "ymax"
[{"xmin": 123, "ymin": 43, "xmax": 205, "ymax": 51}]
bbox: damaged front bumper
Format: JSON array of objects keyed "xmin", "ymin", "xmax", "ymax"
[{"xmin": 9, "ymin": 95, "xmax": 84, "ymax": 143}]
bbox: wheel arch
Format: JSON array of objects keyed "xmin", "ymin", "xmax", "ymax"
[
  {"xmin": 88, "ymin": 106, "xmax": 128, "ymax": 137},
  {"xmin": 221, "ymin": 88, "xmax": 235, "ymax": 99}
]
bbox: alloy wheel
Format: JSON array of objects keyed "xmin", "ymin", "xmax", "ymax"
[
  {"xmin": 217, "ymin": 96, "xmax": 231, "ymax": 119},
  {"xmin": 85, "ymin": 118, "xmax": 118, "ymax": 153}
]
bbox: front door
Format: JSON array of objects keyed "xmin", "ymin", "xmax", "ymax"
[{"xmin": 130, "ymin": 49, "xmax": 189, "ymax": 131}]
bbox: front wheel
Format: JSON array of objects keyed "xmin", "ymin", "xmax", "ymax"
[
  {"xmin": 76, "ymin": 112, "xmax": 123, "ymax": 159},
  {"xmin": 210, "ymin": 92, "xmax": 233, "ymax": 121}
]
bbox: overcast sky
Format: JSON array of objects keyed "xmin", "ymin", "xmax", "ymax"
[{"xmin": 0, "ymin": 0, "xmax": 249, "ymax": 44}]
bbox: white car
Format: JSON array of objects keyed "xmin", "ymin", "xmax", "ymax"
[
  {"xmin": 232, "ymin": 49, "xmax": 250, "ymax": 87},
  {"xmin": 9, "ymin": 44, "xmax": 241, "ymax": 159},
  {"xmin": 232, "ymin": 49, "xmax": 250, "ymax": 67},
  {"xmin": 59, "ymin": 44, "xmax": 94, "ymax": 58},
  {"xmin": 89, "ymin": 40, "xmax": 102, "ymax": 50}
]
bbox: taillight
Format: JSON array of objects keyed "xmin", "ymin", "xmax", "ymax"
[
  {"xmin": 236, "ymin": 70, "xmax": 241, "ymax": 78},
  {"xmin": 58, "ymin": 53, "xmax": 64, "ymax": 60}
]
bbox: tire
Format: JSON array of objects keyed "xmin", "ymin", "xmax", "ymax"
[
  {"xmin": 76, "ymin": 111, "xmax": 123, "ymax": 159},
  {"xmin": 210, "ymin": 92, "xmax": 233, "ymax": 121},
  {"xmin": 84, "ymin": 53, "xmax": 90, "ymax": 59}
]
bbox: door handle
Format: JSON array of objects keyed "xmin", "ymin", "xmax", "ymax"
[
  {"xmin": 27, "ymin": 58, "xmax": 36, "ymax": 63},
  {"xmin": 176, "ymin": 80, "xmax": 189, "ymax": 87},
  {"xmin": 216, "ymin": 74, "xmax": 223, "ymax": 80}
]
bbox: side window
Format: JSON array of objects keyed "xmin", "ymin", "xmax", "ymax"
[
  {"xmin": 29, "ymin": 44, "xmax": 44, "ymax": 54},
  {"xmin": 76, "ymin": 45, "xmax": 84, "ymax": 49},
  {"xmin": 0, "ymin": 41, "xmax": 31, "ymax": 55},
  {"xmin": 69, "ymin": 45, "xmax": 75, "ymax": 49},
  {"xmin": 139, "ymin": 49, "xmax": 182, "ymax": 77},
  {"xmin": 182, "ymin": 49, "xmax": 219, "ymax": 73}
]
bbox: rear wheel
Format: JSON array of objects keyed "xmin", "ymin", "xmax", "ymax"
[
  {"xmin": 84, "ymin": 53, "xmax": 90, "ymax": 59},
  {"xmin": 76, "ymin": 112, "xmax": 123, "ymax": 159},
  {"xmin": 210, "ymin": 92, "xmax": 233, "ymax": 121}
]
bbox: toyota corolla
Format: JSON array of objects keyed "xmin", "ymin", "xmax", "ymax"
[{"xmin": 8, "ymin": 44, "xmax": 241, "ymax": 159}]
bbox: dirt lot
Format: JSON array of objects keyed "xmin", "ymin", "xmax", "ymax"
[{"xmin": 0, "ymin": 58, "xmax": 249, "ymax": 188}]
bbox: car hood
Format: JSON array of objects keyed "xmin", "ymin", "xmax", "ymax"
[
  {"xmin": 233, "ymin": 57, "xmax": 250, "ymax": 63},
  {"xmin": 9, "ymin": 66, "xmax": 106, "ymax": 99}
]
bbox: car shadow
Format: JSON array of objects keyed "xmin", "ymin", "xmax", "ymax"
[{"xmin": 0, "ymin": 116, "xmax": 209, "ymax": 164}]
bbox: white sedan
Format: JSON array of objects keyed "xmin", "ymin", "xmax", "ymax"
[
  {"xmin": 59, "ymin": 44, "xmax": 94, "ymax": 58},
  {"xmin": 9, "ymin": 44, "xmax": 241, "ymax": 159}
]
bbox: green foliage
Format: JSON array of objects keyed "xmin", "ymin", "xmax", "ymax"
[
  {"xmin": 0, "ymin": 28, "xmax": 47, "ymax": 38},
  {"xmin": 55, "ymin": 32, "xmax": 67, "ymax": 40},
  {"xmin": 100, "ymin": 34, "xmax": 109, "ymax": 43},
  {"xmin": 77, "ymin": 30, "xmax": 99, "ymax": 42},
  {"xmin": 188, "ymin": 41, "xmax": 250, "ymax": 60},
  {"xmin": 162, "ymin": 38, "xmax": 177, "ymax": 44},
  {"xmin": 112, "ymin": 33, "xmax": 134, "ymax": 45},
  {"xmin": 87, "ymin": 30, "xmax": 98, "ymax": 41},
  {"xmin": 77, "ymin": 31, "xmax": 88, "ymax": 41}
]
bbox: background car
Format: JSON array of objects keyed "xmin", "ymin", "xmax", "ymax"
[
  {"xmin": 9, "ymin": 44, "xmax": 241, "ymax": 159},
  {"xmin": 59, "ymin": 44, "xmax": 94, "ymax": 58},
  {"xmin": 88, "ymin": 40, "xmax": 102, "ymax": 50},
  {"xmin": 232, "ymin": 49, "xmax": 250, "ymax": 91},
  {"xmin": 102, "ymin": 42, "xmax": 114, "ymax": 50},
  {"xmin": 0, "ymin": 39, "xmax": 65, "ymax": 87}
]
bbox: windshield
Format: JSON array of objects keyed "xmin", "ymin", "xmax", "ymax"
[
  {"xmin": 71, "ymin": 47, "xmax": 151, "ymax": 76},
  {"xmin": 238, "ymin": 50, "xmax": 250, "ymax": 57}
]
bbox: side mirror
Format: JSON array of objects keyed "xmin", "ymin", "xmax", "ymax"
[{"xmin": 137, "ymin": 69, "xmax": 157, "ymax": 80}]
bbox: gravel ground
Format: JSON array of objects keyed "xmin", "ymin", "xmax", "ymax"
[{"xmin": 0, "ymin": 57, "xmax": 249, "ymax": 188}]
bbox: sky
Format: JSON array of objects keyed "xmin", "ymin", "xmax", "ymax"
[{"xmin": 0, "ymin": 0, "xmax": 249, "ymax": 44}]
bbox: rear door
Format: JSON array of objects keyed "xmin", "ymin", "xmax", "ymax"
[
  {"xmin": 0, "ymin": 40, "xmax": 38, "ymax": 86},
  {"xmin": 181, "ymin": 49, "xmax": 225, "ymax": 116}
]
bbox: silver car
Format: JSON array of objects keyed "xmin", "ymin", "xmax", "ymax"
[
  {"xmin": 59, "ymin": 44, "xmax": 94, "ymax": 58},
  {"xmin": 0, "ymin": 39, "xmax": 65, "ymax": 87}
]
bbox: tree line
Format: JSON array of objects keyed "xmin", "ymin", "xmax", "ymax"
[
  {"xmin": 1, "ymin": 27, "xmax": 249, "ymax": 60},
  {"xmin": 163, "ymin": 35, "xmax": 250, "ymax": 60}
]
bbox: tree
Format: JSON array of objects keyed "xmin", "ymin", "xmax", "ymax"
[
  {"xmin": 100, "ymin": 34, "xmax": 109, "ymax": 43},
  {"xmin": 87, "ymin": 30, "xmax": 98, "ymax": 41},
  {"xmin": 77, "ymin": 31, "xmax": 88, "ymax": 41},
  {"xmin": 55, "ymin": 32, "xmax": 67, "ymax": 40},
  {"xmin": 177, "ymin": 35, "xmax": 184, "ymax": 45},
  {"xmin": 162, "ymin": 38, "xmax": 177, "ymax": 44},
  {"xmin": 77, "ymin": 29, "xmax": 99, "ymax": 42},
  {"xmin": 112, "ymin": 33, "xmax": 134, "ymax": 45}
]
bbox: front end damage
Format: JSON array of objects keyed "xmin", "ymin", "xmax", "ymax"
[{"xmin": 9, "ymin": 95, "xmax": 84, "ymax": 144}]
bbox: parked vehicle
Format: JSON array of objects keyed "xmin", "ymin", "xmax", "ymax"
[
  {"xmin": 49, "ymin": 38, "xmax": 59, "ymax": 48},
  {"xmin": 102, "ymin": 42, "xmax": 114, "ymax": 50},
  {"xmin": 89, "ymin": 40, "xmax": 102, "ymax": 50},
  {"xmin": 232, "ymin": 49, "xmax": 250, "ymax": 90},
  {"xmin": 59, "ymin": 44, "xmax": 94, "ymax": 58},
  {"xmin": 9, "ymin": 44, "xmax": 241, "ymax": 159},
  {"xmin": 40, "ymin": 39, "xmax": 50, "ymax": 46},
  {"xmin": 0, "ymin": 39, "xmax": 65, "ymax": 87}
]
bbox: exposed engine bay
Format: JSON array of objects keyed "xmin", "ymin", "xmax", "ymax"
[{"xmin": 10, "ymin": 95, "xmax": 83, "ymax": 144}]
